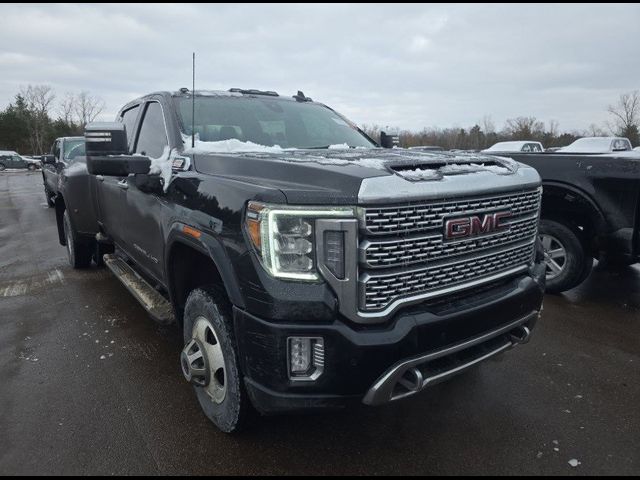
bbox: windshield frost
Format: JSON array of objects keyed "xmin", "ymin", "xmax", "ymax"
[{"xmin": 174, "ymin": 96, "xmax": 375, "ymax": 149}]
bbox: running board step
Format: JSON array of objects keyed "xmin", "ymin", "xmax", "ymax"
[{"xmin": 103, "ymin": 254, "xmax": 175, "ymax": 325}]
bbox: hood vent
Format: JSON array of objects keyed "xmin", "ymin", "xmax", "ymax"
[{"xmin": 389, "ymin": 159, "xmax": 516, "ymax": 181}]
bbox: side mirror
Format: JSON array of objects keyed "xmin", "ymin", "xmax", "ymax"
[
  {"xmin": 42, "ymin": 154, "xmax": 56, "ymax": 165},
  {"xmin": 380, "ymin": 131, "xmax": 399, "ymax": 149},
  {"xmin": 85, "ymin": 122, "xmax": 150, "ymax": 176}
]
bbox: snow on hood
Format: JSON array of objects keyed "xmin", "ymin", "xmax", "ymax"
[
  {"xmin": 177, "ymin": 134, "xmax": 519, "ymax": 181},
  {"xmin": 394, "ymin": 159, "xmax": 516, "ymax": 181}
]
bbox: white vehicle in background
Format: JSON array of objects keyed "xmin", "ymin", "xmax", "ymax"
[
  {"xmin": 482, "ymin": 141, "xmax": 544, "ymax": 153},
  {"xmin": 634, "ymin": 146, "xmax": 640, "ymax": 152},
  {"xmin": 558, "ymin": 137, "xmax": 632, "ymax": 153}
]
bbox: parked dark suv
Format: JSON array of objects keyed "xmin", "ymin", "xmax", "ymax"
[{"xmin": 0, "ymin": 151, "xmax": 40, "ymax": 171}]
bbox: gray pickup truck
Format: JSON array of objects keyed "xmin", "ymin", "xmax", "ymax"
[{"xmin": 41, "ymin": 137, "xmax": 85, "ymax": 207}]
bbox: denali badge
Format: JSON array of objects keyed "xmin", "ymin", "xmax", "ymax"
[{"xmin": 445, "ymin": 212, "xmax": 511, "ymax": 240}]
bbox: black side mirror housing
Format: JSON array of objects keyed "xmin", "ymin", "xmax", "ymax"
[
  {"xmin": 85, "ymin": 122, "xmax": 151, "ymax": 176},
  {"xmin": 85, "ymin": 122, "xmax": 128, "ymax": 156},
  {"xmin": 380, "ymin": 131, "xmax": 400, "ymax": 149}
]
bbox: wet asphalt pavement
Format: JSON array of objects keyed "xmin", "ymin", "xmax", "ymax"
[{"xmin": 0, "ymin": 171, "xmax": 638, "ymax": 475}]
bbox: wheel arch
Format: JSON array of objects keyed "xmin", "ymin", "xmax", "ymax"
[
  {"xmin": 540, "ymin": 181, "xmax": 605, "ymax": 254},
  {"xmin": 166, "ymin": 227, "xmax": 245, "ymax": 325}
]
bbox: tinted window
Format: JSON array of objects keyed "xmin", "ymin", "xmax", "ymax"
[
  {"xmin": 135, "ymin": 102, "xmax": 168, "ymax": 158},
  {"xmin": 174, "ymin": 96, "xmax": 374, "ymax": 149},
  {"xmin": 63, "ymin": 139, "xmax": 85, "ymax": 161},
  {"xmin": 119, "ymin": 105, "xmax": 140, "ymax": 146}
]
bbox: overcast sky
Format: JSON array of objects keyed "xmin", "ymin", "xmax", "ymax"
[{"xmin": 1, "ymin": 3, "xmax": 639, "ymax": 132}]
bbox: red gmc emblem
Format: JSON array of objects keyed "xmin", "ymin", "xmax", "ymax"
[{"xmin": 445, "ymin": 212, "xmax": 511, "ymax": 240}]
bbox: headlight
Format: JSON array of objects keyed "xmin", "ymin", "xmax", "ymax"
[{"xmin": 245, "ymin": 202, "xmax": 355, "ymax": 281}]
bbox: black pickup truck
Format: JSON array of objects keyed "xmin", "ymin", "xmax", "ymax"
[
  {"xmin": 58, "ymin": 89, "xmax": 545, "ymax": 432},
  {"xmin": 41, "ymin": 136, "xmax": 85, "ymax": 207},
  {"xmin": 490, "ymin": 151, "xmax": 640, "ymax": 293}
]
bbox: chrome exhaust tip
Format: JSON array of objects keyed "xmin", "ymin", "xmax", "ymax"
[{"xmin": 509, "ymin": 326, "xmax": 531, "ymax": 345}]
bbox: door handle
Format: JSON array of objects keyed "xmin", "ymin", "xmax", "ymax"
[
  {"xmin": 117, "ymin": 180, "xmax": 129, "ymax": 190},
  {"xmin": 96, "ymin": 175, "xmax": 104, "ymax": 182}
]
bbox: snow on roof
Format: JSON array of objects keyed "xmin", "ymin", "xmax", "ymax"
[
  {"xmin": 559, "ymin": 137, "xmax": 630, "ymax": 153},
  {"xmin": 482, "ymin": 141, "xmax": 542, "ymax": 152}
]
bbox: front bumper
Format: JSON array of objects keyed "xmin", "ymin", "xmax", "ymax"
[{"xmin": 234, "ymin": 262, "xmax": 545, "ymax": 414}]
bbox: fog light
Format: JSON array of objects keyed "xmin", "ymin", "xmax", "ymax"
[{"xmin": 288, "ymin": 337, "xmax": 324, "ymax": 381}]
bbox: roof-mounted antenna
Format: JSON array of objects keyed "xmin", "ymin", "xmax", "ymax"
[
  {"xmin": 191, "ymin": 52, "xmax": 196, "ymax": 148},
  {"xmin": 294, "ymin": 90, "xmax": 313, "ymax": 102}
]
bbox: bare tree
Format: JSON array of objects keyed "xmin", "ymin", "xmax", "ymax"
[
  {"xmin": 481, "ymin": 115, "xmax": 495, "ymax": 134},
  {"xmin": 586, "ymin": 123, "xmax": 606, "ymax": 137},
  {"xmin": 504, "ymin": 116, "xmax": 544, "ymax": 139},
  {"xmin": 59, "ymin": 92, "xmax": 76, "ymax": 126},
  {"xmin": 20, "ymin": 84, "xmax": 56, "ymax": 154},
  {"xmin": 607, "ymin": 91, "xmax": 639, "ymax": 143},
  {"xmin": 73, "ymin": 91, "xmax": 105, "ymax": 127},
  {"xmin": 546, "ymin": 120, "xmax": 559, "ymax": 138}
]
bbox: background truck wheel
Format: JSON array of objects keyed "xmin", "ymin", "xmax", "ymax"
[
  {"xmin": 539, "ymin": 218, "xmax": 593, "ymax": 294},
  {"xmin": 44, "ymin": 185, "xmax": 55, "ymax": 207},
  {"xmin": 63, "ymin": 210, "xmax": 92, "ymax": 268},
  {"xmin": 27, "ymin": 164, "xmax": 36, "ymax": 171},
  {"xmin": 0, "ymin": 163, "xmax": 5, "ymax": 171},
  {"xmin": 182, "ymin": 286, "xmax": 250, "ymax": 433}
]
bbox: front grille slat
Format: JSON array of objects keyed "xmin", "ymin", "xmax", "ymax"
[
  {"xmin": 364, "ymin": 189, "xmax": 541, "ymax": 236},
  {"xmin": 359, "ymin": 188, "xmax": 541, "ymax": 313},
  {"xmin": 363, "ymin": 243, "xmax": 535, "ymax": 311},
  {"xmin": 364, "ymin": 215, "xmax": 538, "ymax": 268}
]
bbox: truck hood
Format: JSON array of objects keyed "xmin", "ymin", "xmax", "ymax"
[{"xmin": 191, "ymin": 148, "xmax": 542, "ymax": 205}]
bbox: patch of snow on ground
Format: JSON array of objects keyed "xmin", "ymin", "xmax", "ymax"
[
  {"xmin": 568, "ymin": 459, "xmax": 581, "ymax": 468},
  {"xmin": 328, "ymin": 143, "xmax": 351, "ymax": 150}
]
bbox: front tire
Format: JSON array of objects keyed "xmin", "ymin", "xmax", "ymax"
[
  {"xmin": 539, "ymin": 218, "xmax": 593, "ymax": 293},
  {"xmin": 182, "ymin": 286, "xmax": 250, "ymax": 433},
  {"xmin": 63, "ymin": 210, "xmax": 92, "ymax": 268}
]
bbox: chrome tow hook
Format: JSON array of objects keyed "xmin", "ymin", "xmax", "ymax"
[
  {"xmin": 509, "ymin": 326, "xmax": 531, "ymax": 345},
  {"xmin": 181, "ymin": 338, "xmax": 210, "ymax": 387}
]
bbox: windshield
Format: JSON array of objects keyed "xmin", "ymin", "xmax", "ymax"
[
  {"xmin": 173, "ymin": 96, "xmax": 375, "ymax": 149},
  {"xmin": 63, "ymin": 139, "xmax": 85, "ymax": 161}
]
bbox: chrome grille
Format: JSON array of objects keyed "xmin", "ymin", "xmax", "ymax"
[
  {"xmin": 362, "ymin": 242, "xmax": 535, "ymax": 311},
  {"xmin": 358, "ymin": 187, "xmax": 541, "ymax": 313},
  {"xmin": 364, "ymin": 214, "xmax": 538, "ymax": 268},
  {"xmin": 363, "ymin": 189, "xmax": 541, "ymax": 235}
]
